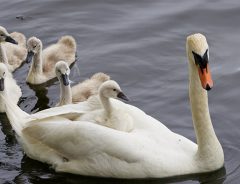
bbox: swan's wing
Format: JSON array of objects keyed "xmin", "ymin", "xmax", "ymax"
[
  {"xmin": 28, "ymin": 95, "xmax": 103, "ymax": 121},
  {"xmin": 30, "ymin": 96, "xmax": 140, "ymax": 122},
  {"xmin": 23, "ymin": 117, "xmax": 142, "ymax": 163},
  {"xmin": 27, "ymin": 102, "xmax": 90, "ymax": 121}
]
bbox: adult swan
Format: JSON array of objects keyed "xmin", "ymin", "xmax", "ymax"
[{"xmin": 3, "ymin": 33, "xmax": 224, "ymax": 178}]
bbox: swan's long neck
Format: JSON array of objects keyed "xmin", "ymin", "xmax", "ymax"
[
  {"xmin": 0, "ymin": 43, "xmax": 8, "ymax": 64},
  {"xmin": 188, "ymin": 57, "xmax": 223, "ymax": 165},
  {"xmin": 0, "ymin": 93, "xmax": 29, "ymax": 136},
  {"xmin": 99, "ymin": 93, "xmax": 112, "ymax": 116},
  {"xmin": 58, "ymin": 83, "xmax": 72, "ymax": 106},
  {"xmin": 30, "ymin": 50, "xmax": 43, "ymax": 74}
]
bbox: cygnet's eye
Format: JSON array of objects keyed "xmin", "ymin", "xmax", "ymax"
[
  {"xmin": 33, "ymin": 45, "xmax": 37, "ymax": 48},
  {"xmin": 113, "ymin": 89, "xmax": 116, "ymax": 91},
  {"xmin": 3, "ymin": 72, "xmax": 5, "ymax": 76},
  {"xmin": 0, "ymin": 34, "xmax": 4, "ymax": 37}
]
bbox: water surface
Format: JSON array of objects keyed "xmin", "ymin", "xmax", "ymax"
[{"xmin": 0, "ymin": 0, "xmax": 240, "ymax": 183}]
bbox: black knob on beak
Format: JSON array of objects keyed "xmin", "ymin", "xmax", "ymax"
[{"xmin": 206, "ymin": 84, "xmax": 211, "ymax": 91}]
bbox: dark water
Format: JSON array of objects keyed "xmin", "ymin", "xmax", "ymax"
[{"xmin": 0, "ymin": 0, "xmax": 239, "ymax": 183}]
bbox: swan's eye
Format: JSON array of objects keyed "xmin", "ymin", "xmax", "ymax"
[
  {"xmin": 192, "ymin": 50, "xmax": 208, "ymax": 69},
  {"xmin": 3, "ymin": 72, "xmax": 5, "ymax": 75},
  {"xmin": 113, "ymin": 89, "xmax": 116, "ymax": 91},
  {"xmin": 0, "ymin": 34, "xmax": 4, "ymax": 37}
]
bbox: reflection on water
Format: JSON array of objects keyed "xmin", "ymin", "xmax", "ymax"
[{"xmin": 1, "ymin": 0, "xmax": 240, "ymax": 183}]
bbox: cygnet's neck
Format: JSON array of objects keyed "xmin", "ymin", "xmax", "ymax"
[
  {"xmin": 99, "ymin": 92, "xmax": 112, "ymax": 116},
  {"xmin": 58, "ymin": 82, "xmax": 72, "ymax": 106},
  {"xmin": 188, "ymin": 55, "xmax": 223, "ymax": 163},
  {"xmin": 0, "ymin": 43, "xmax": 8, "ymax": 65},
  {"xmin": 30, "ymin": 49, "xmax": 43, "ymax": 74}
]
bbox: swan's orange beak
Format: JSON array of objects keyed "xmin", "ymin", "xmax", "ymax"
[{"xmin": 198, "ymin": 64, "xmax": 213, "ymax": 91}]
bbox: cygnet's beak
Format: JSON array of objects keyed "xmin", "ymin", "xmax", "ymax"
[
  {"xmin": 0, "ymin": 78, "xmax": 4, "ymax": 91},
  {"xmin": 5, "ymin": 36, "xmax": 18, "ymax": 44},
  {"xmin": 25, "ymin": 51, "xmax": 34, "ymax": 63},
  {"xmin": 61, "ymin": 73, "xmax": 69, "ymax": 86},
  {"xmin": 117, "ymin": 91, "xmax": 129, "ymax": 101}
]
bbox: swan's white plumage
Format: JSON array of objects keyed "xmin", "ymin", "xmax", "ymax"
[
  {"xmin": 26, "ymin": 36, "xmax": 76, "ymax": 84},
  {"xmin": 0, "ymin": 63, "xmax": 22, "ymax": 112},
  {"xmin": 3, "ymin": 33, "xmax": 224, "ymax": 178}
]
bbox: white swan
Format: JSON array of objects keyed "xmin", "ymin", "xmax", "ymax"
[
  {"xmin": 55, "ymin": 61, "xmax": 110, "ymax": 106},
  {"xmin": 3, "ymin": 31, "xmax": 27, "ymax": 72},
  {"xmin": 0, "ymin": 63, "xmax": 22, "ymax": 112},
  {"xmin": 25, "ymin": 36, "xmax": 76, "ymax": 84},
  {"xmin": 3, "ymin": 33, "xmax": 224, "ymax": 178},
  {"xmin": 0, "ymin": 26, "xmax": 22, "ymax": 72}
]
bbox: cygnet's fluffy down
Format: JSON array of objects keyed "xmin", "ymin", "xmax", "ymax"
[
  {"xmin": 55, "ymin": 61, "xmax": 110, "ymax": 106},
  {"xmin": 26, "ymin": 36, "xmax": 77, "ymax": 84},
  {"xmin": 74, "ymin": 80, "xmax": 133, "ymax": 132},
  {"xmin": 42, "ymin": 36, "xmax": 77, "ymax": 73},
  {"xmin": 71, "ymin": 72, "xmax": 110, "ymax": 103},
  {"xmin": 3, "ymin": 32, "xmax": 27, "ymax": 71}
]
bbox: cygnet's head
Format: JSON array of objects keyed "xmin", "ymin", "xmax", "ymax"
[
  {"xmin": 99, "ymin": 80, "xmax": 129, "ymax": 101},
  {"xmin": 186, "ymin": 33, "xmax": 213, "ymax": 91},
  {"xmin": 0, "ymin": 26, "xmax": 18, "ymax": 44},
  {"xmin": 25, "ymin": 37, "xmax": 42, "ymax": 63},
  {"xmin": 0, "ymin": 63, "xmax": 8, "ymax": 92},
  {"xmin": 55, "ymin": 61, "xmax": 70, "ymax": 86}
]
